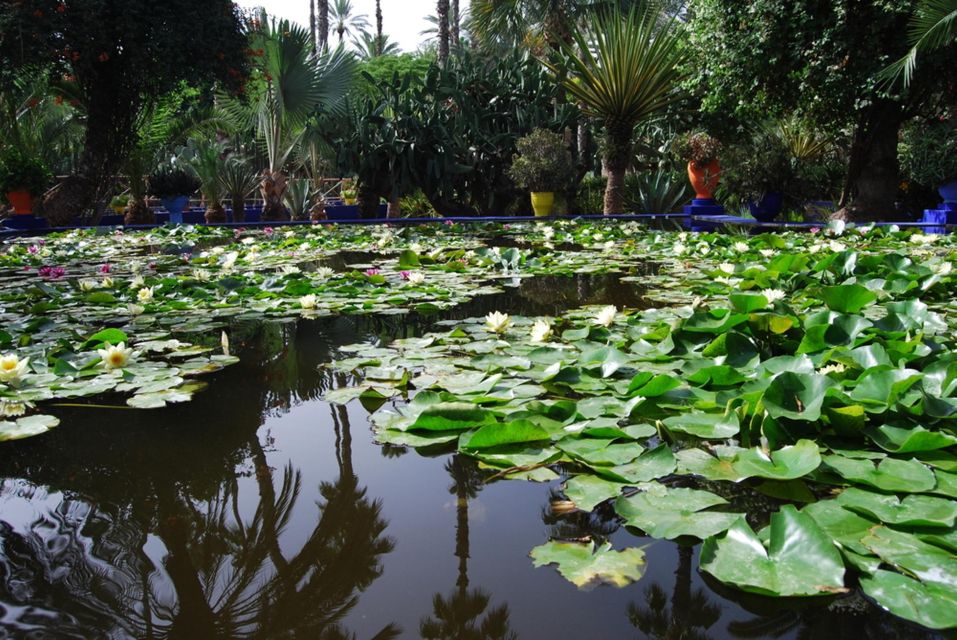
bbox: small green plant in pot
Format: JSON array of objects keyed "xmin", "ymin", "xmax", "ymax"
[
  {"xmin": 220, "ymin": 157, "xmax": 259, "ymax": 223},
  {"xmin": 508, "ymin": 129, "xmax": 574, "ymax": 217},
  {"xmin": 0, "ymin": 149, "xmax": 52, "ymax": 215},
  {"xmin": 148, "ymin": 166, "xmax": 200, "ymax": 223}
]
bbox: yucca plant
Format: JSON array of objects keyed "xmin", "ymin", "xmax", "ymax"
[
  {"xmin": 546, "ymin": 5, "xmax": 687, "ymax": 214},
  {"xmin": 220, "ymin": 157, "xmax": 260, "ymax": 222}
]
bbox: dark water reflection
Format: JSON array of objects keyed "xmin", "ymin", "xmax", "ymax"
[{"xmin": 0, "ymin": 274, "xmax": 943, "ymax": 639}]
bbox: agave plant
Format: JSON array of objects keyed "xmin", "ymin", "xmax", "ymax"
[
  {"xmin": 236, "ymin": 12, "xmax": 355, "ymax": 221},
  {"xmin": 625, "ymin": 169, "xmax": 690, "ymax": 214},
  {"xmin": 546, "ymin": 4, "xmax": 687, "ymax": 214},
  {"xmin": 220, "ymin": 157, "xmax": 260, "ymax": 222},
  {"xmin": 283, "ymin": 178, "xmax": 316, "ymax": 221}
]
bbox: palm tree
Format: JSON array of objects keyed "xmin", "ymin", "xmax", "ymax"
[
  {"xmin": 437, "ymin": 0, "xmax": 450, "ymax": 64},
  {"xmin": 469, "ymin": 0, "xmax": 593, "ymax": 52},
  {"xmin": 319, "ymin": 0, "xmax": 330, "ymax": 51},
  {"xmin": 881, "ymin": 0, "xmax": 957, "ymax": 86},
  {"xmin": 239, "ymin": 13, "xmax": 355, "ymax": 220},
  {"xmin": 330, "ymin": 0, "xmax": 370, "ymax": 45},
  {"xmin": 452, "ymin": 0, "xmax": 461, "ymax": 45},
  {"xmin": 546, "ymin": 5, "xmax": 687, "ymax": 214},
  {"xmin": 352, "ymin": 32, "xmax": 401, "ymax": 59},
  {"xmin": 375, "ymin": 0, "xmax": 384, "ymax": 55},
  {"xmin": 310, "ymin": 0, "xmax": 317, "ymax": 48}
]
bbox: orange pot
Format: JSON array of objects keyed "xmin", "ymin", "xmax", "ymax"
[
  {"xmin": 6, "ymin": 190, "xmax": 33, "ymax": 214},
  {"xmin": 687, "ymin": 160, "xmax": 721, "ymax": 200}
]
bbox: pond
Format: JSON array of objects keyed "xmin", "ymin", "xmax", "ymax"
[{"xmin": 0, "ymin": 221, "xmax": 954, "ymax": 638}]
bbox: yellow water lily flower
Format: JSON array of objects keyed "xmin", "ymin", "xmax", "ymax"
[{"xmin": 0, "ymin": 354, "xmax": 29, "ymax": 383}]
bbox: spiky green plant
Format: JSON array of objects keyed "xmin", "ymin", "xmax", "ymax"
[{"xmin": 545, "ymin": 5, "xmax": 687, "ymax": 214}]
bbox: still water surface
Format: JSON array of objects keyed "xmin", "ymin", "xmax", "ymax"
[{"xmin": 0, "ymin": 274, "xmax": 942, "ymax": 639}]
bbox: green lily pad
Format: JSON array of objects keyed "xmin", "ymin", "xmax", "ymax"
[
  {"xmin": 594, "ymin": 444, "xmax": 676, "ymax": 483},
  {"xmin": 699, "ymin": 505, "xmax": 846, "ymax": 597},
  {"xmin": 529, "ymin": 540, "xmax": 646, "ymax": 590},
  {"xmin": 860, "ymin": 570, "xmax": 957, "ymax": 630},
  {"xmin": 461, "ymin": 419, "xmax": 550, "ymax": 450},
  {"xmin": 662, "ymin": 411, "xmax": 740, "ymax": 439},
  {"xmin": 762, "ymin": 372, "xmax": 836, "ymax": 421},
  {"xmin": 564, "ymin": 475, "xmax": 630, "ymax": 511},
  {"xmin": 862, "ymin": 527, "xmax": 957, "ymax": 589},
  {"xmin": 821, "ymin": 283, "xmax": 877, "ymax": 313},
  {"xmin": 837, "ymin": 487, "xmax": 957, "ymax": 528},
  {"xmin": 0, "ymin": 414, "xmax": 60, "ymax": 442},
  {"xmin": 615, "ymin": 484, "xmax": 741, "ymax": 540},
  {"xmin": 823, "ymin": 454, "xmax": 937, "ymax": 493}
]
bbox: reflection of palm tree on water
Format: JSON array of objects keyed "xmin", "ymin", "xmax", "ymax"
[
  {"xmin": 419, "ymin": 454, "xmax": 517, "ymax": 640},
  {"xmin": 628, "ymin": 544, "xmax": 721, "ymax": 640}
]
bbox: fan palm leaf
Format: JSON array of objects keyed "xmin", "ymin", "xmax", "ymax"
[{"xmin": 880, "ymin": 0, "xmax": 957, "ymax": 86}]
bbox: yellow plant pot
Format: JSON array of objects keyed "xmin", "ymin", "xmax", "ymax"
[{"xmin": 530, "ymin": 191, "xmax": 554, "ymax": 217}]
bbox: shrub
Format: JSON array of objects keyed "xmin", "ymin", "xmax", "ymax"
[
  {"xmin": 148, "ymin": 167, "xmax": 200, "ymax": 199},
  {"xmin": 507, "ymin": 129, "xmax": 575, "ymax": 192},
  {"xmin": 576, "ymin": 175, "xmax": 606, "ymax": 214},
  {"xmin": 900, "ymin": 116, "xmax": 957, "ymax": 188},
  {"xmin": 0, "ymin": 148, "xmax": 52, "ymax": 196},
  {"xmin": 671, "ymin": 132, "xmax": 722, "ymax": 168}
]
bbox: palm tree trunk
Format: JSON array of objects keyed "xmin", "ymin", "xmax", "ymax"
[
  {"xmin": 309, "ymin": 0, "xmax": 317, "ymax": 50},
  {"xmin": 451, "ymin": 0, "xmax": 460, "ymax": 46},
  {"xmin": 318, "ymin": 0, "xmax": 329, "ymax": 51},
  {"xmin": 437, "ymin": 0, "xmax": 450, "ymax": 65},
  {"xmin": 376, "ymin": 0, "xmax": 384, "ymax": 56},
  {"xmin": 603, "ymin": 122, "xmax": 632, "ymax": 215}
]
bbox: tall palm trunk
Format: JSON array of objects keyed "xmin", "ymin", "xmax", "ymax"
[
  {"xmin": 437, "ymin": 0, "xmax": 450, "ymax": 65},
  {"xmin": 309, "ymin": 0, "xmax": 316, "ymax": 49},
  {"xmin": 451, "ymin": 0, "xmax": 460, "ymax": 46},
  {"xmin": 318, "ymin": 0, "xmax": 329, "ymax": 51},
  {"xmin": 603, "ymin": 121, "xmax": 631, "ymax": 214},
  {"xmin": 375, "ymin": 0, "xmax": 383, "ymax": 56}
]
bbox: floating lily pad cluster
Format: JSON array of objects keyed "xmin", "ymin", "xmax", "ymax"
[{"xmin": 326, "ymin": 232, "xmax": 957, "ymax": 629}]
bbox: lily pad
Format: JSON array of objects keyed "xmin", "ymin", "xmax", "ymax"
[
  {"xmin": 529, "ymin": 540, "xmax": 646, "ymax": 590},
  {"xmin": 699, "ymin": 505, "xmax": 846, "ymax": 597},
  {"xmin": 615, "ymin": 484, "xmax": 741, "ymax": 540}
]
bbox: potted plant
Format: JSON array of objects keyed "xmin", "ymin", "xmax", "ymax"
[
  {"xmin": 341, "ymin": 186, "xmax": 357, "ymax": 206},
  {"xmin": 673, "ymin": 132, "xmax": 722, "ymax": 201},
  {"xmin": 0, "ymin": 149, "xmax": 52, "ymax": 215},
  {"xmin": 900, "ymin": 116, "xmax": 957, "ymax": 206},
  {"xmin": 148, "ymin": 166, "xmax": 200, "ymax": 223},
  {"xmin": 220, "ymin": 157, "xmax": 260, "ymax": 223},
  {"xmin": 109, "ymin": 194, "xmax": 130, "ymax": 215},
  {"xmin": 187, "ymin": 141, "xmax": 228, "ymax": 223},
  {"xmin": 507, "ymin": 129, "xmax": 574, "ymax": 217},
  {"xmin": 719, "ymin": 127, "xmax": 791, "ymax": 221}
]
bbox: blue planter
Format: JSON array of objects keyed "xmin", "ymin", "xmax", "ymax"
[
  {"xmin": 939, "ymin": 179, "xmax": 957, "ymax": 204},
  {"xmin": 160, "ymin": 196, "xmax": 190, "ymax": 223},
  {"xmin": 748, "ymin": 191, "xmax": 784, "ymax": 222}
]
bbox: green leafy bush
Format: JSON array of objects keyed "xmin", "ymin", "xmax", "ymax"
[
  {"xmin": 0, "ymin": 148, "xmax": 52, "ymax": 196},
  {"xmin": 671, "ymin": 132, "xmax": 722, "ymax": 167},
  {"xmin": 900, "ymin": 117, "xmax": 957, "ymax": 187},
  {"xmin": 507, "ymin": 129, "xmax": 574, "ymax": 192}
]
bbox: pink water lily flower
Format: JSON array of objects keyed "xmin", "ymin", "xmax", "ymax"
[
  {"xmin": 365, "ymin": 268, "xmax": 380, "ymax": 276},
  {"xmin": 99, "ymin": 263, "xmax": 111, "ymax": 274},
  {"xmin": 400, "ymin": 271, "xmax": 411, "ymax": 280}
]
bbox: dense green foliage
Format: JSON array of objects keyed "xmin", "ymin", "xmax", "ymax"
[
  {"xmin": 0, "ymin": 148, "xmax": 52, "ymax": 196},
  {"xmin": 507, "ymin": 129, "xmax": 575, "ymax": 192}
]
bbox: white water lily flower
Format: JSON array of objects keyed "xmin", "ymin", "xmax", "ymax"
[
  {"xmin": 603, "ymin": 240, "xmax": 616, "ymax": 250},
  {"xmin": 818, "ymin": 363, "xmax": 846, "ymax": 375},
  {"xmin": 673, "ymin": 242, "xmax": 687, "ymax": 256},
  {"xmin": 211, "ymin": 246, "xmax": 226, "ymax": 255},
  {"xmin": 409, "ymin": 242, "xmax": 425, "ymax": 253},
  {"xmin": 594, "ymin": 305, "xmax": 617, "ymax": 327},
  {"xmin": 718, "ymin": 263, "xmax": 735, "ymax": 274},
  {"xmin": 678, "ymin": 232, "xmax": 688, "ymax": 241},
  {"xmin": 299, "ymin": 294, "xmax": 318, "ymax": 310},
  {"xmin": 314, "ymin": 267, "xmax": 335, "ymax": 279},
  {"xmin": 100, "ymin": 276, "xmax": 114, "ymax": 288},
  {"xmin": 127, "ymin": 303, "xmax": 145, "ymax": 316},
  {"xmin": 759, "ymin": 249, "xmax": 775, "ymax": 258},
  {"xmin": 910, "ymin": 233, "xmax": 939, "ymax": 245},
  {"xmin": 827, "ymin": 219, "xmax": 846, "ymax": 236},
  {"xmin": 0, "ymin": 401, "xmax": 26, "ymax": 417},
  {"xmin": 485, "ymin": 311, "xmax": 510, "ymax": 333},
  {"xmin": 137, "ymin": 287, "xmax": 154, "ymax": 303},
  {"xmin": 98, "ymin": 343, "xmax": 134, "ymax": 369},
  {"xmin": 192, "ymin": 269, "xmax": 212, "ymax": 281},
  {"xmin": 407, "ymin": 271, "xmax": 425, "ymax": 285},
  {"xmin": 221, "ymin": 252, "xmax": 239, "ymax": 270},
  {"xmin": 78, "ymin": 279, "xmax": 97, "ymax": 292},
  {"xmin": 888, "ymin": 224, "xmax": 900, "ymax": 233},
  {"xmin": 0, "ymin": 354, "xmax": 29, "ymax": 384},
  {"xmin": 828, "ymin": 240, "xmax": 846, "ymax": 252},
  {"xmin": 733, "ymin": 241, "xmax": 749, "ymax": 253},
  {"xmin": 808, "ymin": 243, "xmax": 824, "ymax": 254},
  {"xmin": 542, "ymin": 226, "xmax": 555, "ymax": 239},
  {"xmin": 221, "ymin": 331, "xmax": 230, "ymax": 356},
  {"xmin": 241, "ymin": 237, "xmax": 256, "ymax": 246},
  {"xmin": 130, "ymin": 261, "xmax": 142, "ymax": 273},
  {"xmin": 129, "ymin": 275, "xmax": 145, "ymax": 288},
  {"xmin": 280, "ymin": 264, "xmax": 302, "ymax": 275},
  {"xmin": 530, "ymin": 319, "xmax": 553, "ymax": 343},
  {"xmin": 762, "ymin": 289, "xmax": 786, "ymax": 305},
  {"xmin": 932, "ymin": 262, "xmax": 953, "ymax": 276}
]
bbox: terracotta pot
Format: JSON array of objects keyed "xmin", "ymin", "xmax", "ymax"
[
  {"xmin": 687, "ymin": 160, "xmax": 721, "ymax": 200},
  {"xmin": 530, "ymin": 191, "xmax": 554, "ymax": 217},
  {"xmin": 6, "ymin": 190, "xmax": 33, "ymax": 215}
]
